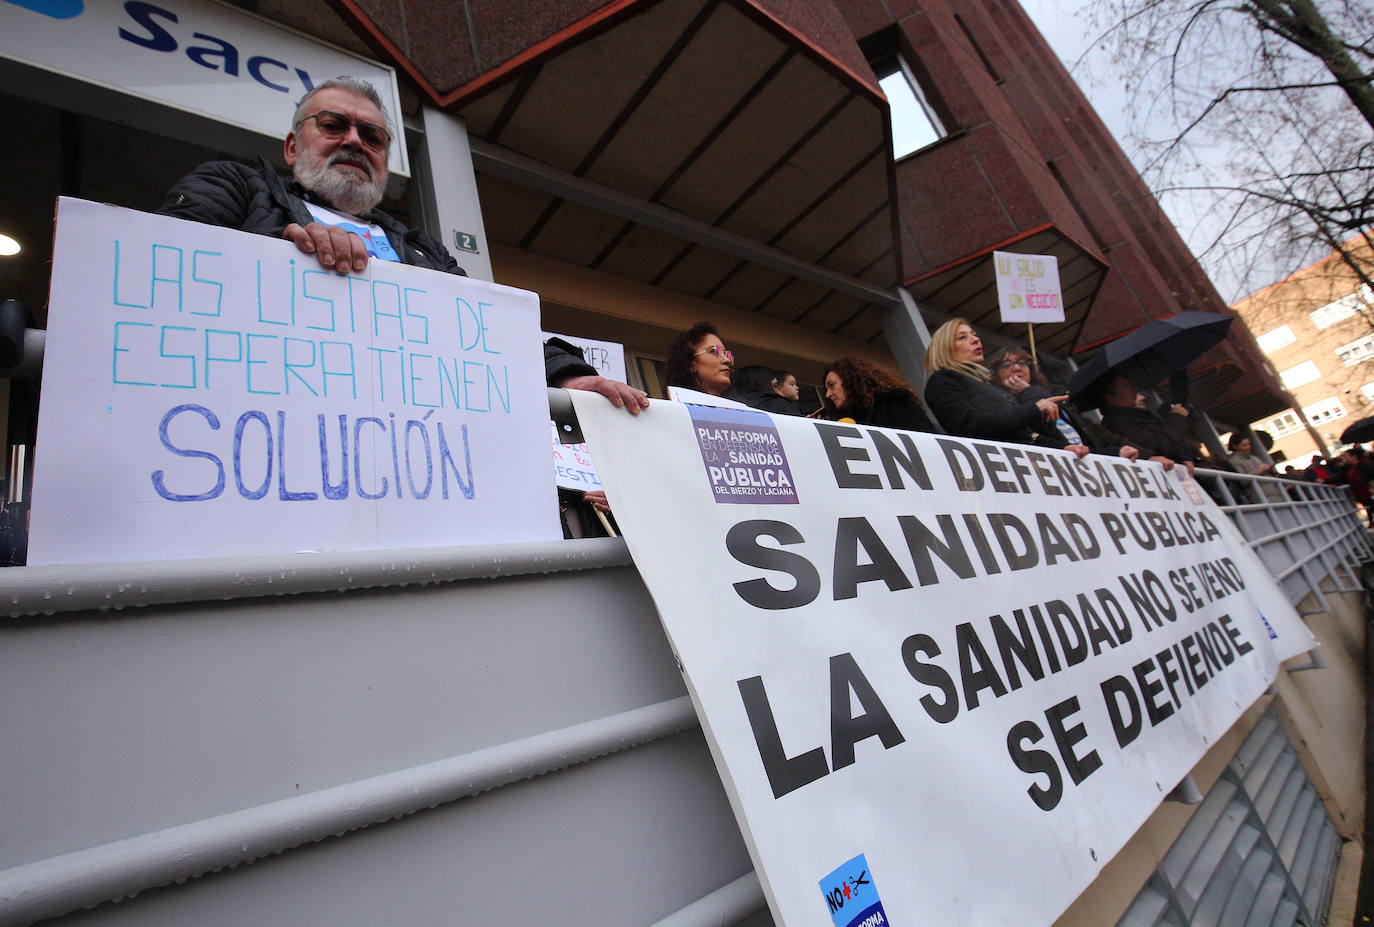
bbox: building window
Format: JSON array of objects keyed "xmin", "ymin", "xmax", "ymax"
[
  {"xmin": 1267, "ymin": 410, "xmax": 1302, "ymax": 437},
  {"xmin": 1255, "ymin": 325, "xmax": 1296, "ymax": 353},
  {"xmin": 1336, "ymin": 333, "xmax": 1374, "ymax": 366},
  {"xmin": 1302, "ymin": 397, "xmax": 1346, "ymax": 425},
  {"xmin": 1362, "ymin": 382, "xmax": 1374, "ymax": 403},
  {"xmin": 873, "ymin": 55, "xmax": 946, "ymax": 158},
  {"xmin": 1310, "ymin": 286, "xmax": 1371, "ymax": 329},
  {"xmin": 1280, "ymin": 360, "xmax": 1322, "ymax": 387},
  {"xmin": 631, "ymin": 355, "xmax": 667, "ymax": 399}
]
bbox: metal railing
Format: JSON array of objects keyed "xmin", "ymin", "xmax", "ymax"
[{"xmin": 1198, "ymin": 466, "xmax": 1372, "ymax": 616}]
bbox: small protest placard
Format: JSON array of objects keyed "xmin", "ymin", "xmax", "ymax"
[
  {"xmin": 550, "ymin": 424, "xmax": 603, "ymax": 492},
  {"xmin": 541, "ymin": 331, "xmax": 626, "ymax": 383},
  {"xmin": 995, "ymin": 250, "xmax": 1064, "ymax": 323}
]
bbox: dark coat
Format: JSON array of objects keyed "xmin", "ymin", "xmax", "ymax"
[
  {"xmin": 732, "ymin": 390, "xmax": 804, "ymax": 416},
  {"xmin": 159, "ymin": 158, "xmax": 462, "ymax": 274},
  {"xmin": 1015, "ymin": 385, "xmax": 1129, "ymax": 456},
  {"xmin": 1100, "ymin": 406, "xmax": 1198, "ymax": 462},
  {"xmin": 924, "ymin": 369, "xmax": 1047, "ymax": 444},
  {"xmin": 542, "ymin": 338, "xmax": 598, "ymax": 387},
  {"xmin": 844, "ymin": 388, "xmax": 935, "ymax": 433}
]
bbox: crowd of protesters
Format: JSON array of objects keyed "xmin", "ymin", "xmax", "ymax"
[
  {"xmin": 628, "ymin": 318, "xmax": 1374, "ymax": 524},
  {"xmin": 1293, "ymin": 448, "xmax": 1374, "ymax": 503}
]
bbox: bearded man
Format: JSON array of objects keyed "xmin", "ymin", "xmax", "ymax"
[
  {"xmin": 161, "ymin": 76, "xmax": 456, "ymax": 275},
  {"xmin": 160, "ymin": 76, "xmax": 648, "ymax": 416}
]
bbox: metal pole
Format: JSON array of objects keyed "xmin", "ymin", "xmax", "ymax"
[
  {"xmin": 881, "ymin": 288, "xmax": 936, "ymax": 399},
  {"xmin": 1243, "ymin": 425, "xmax": 1276, "ymax": 466},
  {"xmin": 1198, "ymin": 412, "xmax": 1230, "ymax": 462},
  {"xmin": 415, "ymin": 106, "xmax": 495, "ymax": 282}
]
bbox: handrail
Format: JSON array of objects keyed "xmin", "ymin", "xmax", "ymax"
[
  {"xmin": 0, "ymin": 696, "xmax": 699, "ymax": 927},
  {"xmin": 0, "ymin": 537, "xmax": 632, "ymax": 620},
  {"xmin": 1198, "ymin": 465, "xmax": 1371, "ymax": 612},
  {"xmin": 647, "ymin": 872, "xmax": 766, "ymax": 927}
]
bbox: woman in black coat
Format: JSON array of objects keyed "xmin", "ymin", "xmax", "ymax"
[
  {"xmin": 985, "ymin": 345, "xmax": 1139, "ymax": 460},
  {"xmin": 820, "ymin": 356, "xmax": 934, "ymax": 432},
  {"xmin": 922, "ymin": 319, "xmax": 1071, "ymax": 447}
]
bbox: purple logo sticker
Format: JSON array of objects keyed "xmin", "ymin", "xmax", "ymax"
[{"xmin": 688, "ymin": 405, "xmax": 798, "ymax": 504}]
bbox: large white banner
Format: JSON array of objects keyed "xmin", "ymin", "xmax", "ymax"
[
  {"xmin": 569, "ymin": 392, "xmax": 1315, "ymax": 927},
  {"xmin": 29, "ymin": 198, "xmax": 560, "ymax": 565}
]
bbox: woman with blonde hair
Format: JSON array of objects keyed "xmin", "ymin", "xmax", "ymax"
[{"xmin": 923, "ymin": 318, "xmax": 1073, "ymax": 447}]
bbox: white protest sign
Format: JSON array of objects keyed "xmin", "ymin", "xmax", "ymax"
[
  {"xmin": 540, "ymin": 331, "xmax": 626, "ymax": 383},
  {"xmin": 28, "ymin": 198, "xmax": 560, "ymax": 565},
  {"xmin": 569, "ymin": 391, "xmax": 1315, "ymax": 927},
  {"xmin": 995, "ymin": 250, "xmax": 1064, "ymax": 323},
  {"xmin": 550, "ymin": 424, "xmax": 602, "ymax": 492}
]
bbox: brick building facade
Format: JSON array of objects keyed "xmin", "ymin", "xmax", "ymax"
[{"xmin": 1232, "ymin": 238, "xmax": 1374, "ymax": 464}]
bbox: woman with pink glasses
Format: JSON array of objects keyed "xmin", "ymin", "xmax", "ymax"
[{"xmin": 665, "ymin": 321, "xmax": 734, "ymax": 397}]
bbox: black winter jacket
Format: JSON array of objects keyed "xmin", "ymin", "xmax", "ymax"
[
  {"xmin": 730, "ymin": 389, "xmax": 804, "ymax": 416},
  {"xmin": 159, "ymin": 158, "xmax": 462, "ymax": 275},
  {"xmin": 542, "ymin": 338, "xmax": 598, "ymax": 387},
  {"xmin": 924, "ymin": 369, "xmax": 1046, "ymax": 444},
  {"xmin": 1014, "ymin": 384, "xmax": 1130, "ymax": 456},
  {"xmin": 842, "ymin": 388, "xmax": 935, "ymax": 433},
  {"xmin": 1100, "ymin": 406, "xmax": 1198, "ymax": 462}
]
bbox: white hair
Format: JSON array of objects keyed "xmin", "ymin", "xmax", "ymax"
[{"xmin": 292, "ymin": 76, "xmax": 393, "ymax": 141}]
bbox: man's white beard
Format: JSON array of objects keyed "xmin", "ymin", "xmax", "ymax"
[{"xmin": 293, "ymin": 145, "xmax": 386, "ymax": 215}]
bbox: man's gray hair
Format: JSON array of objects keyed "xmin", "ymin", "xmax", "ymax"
[{"xmin": 292, "ymin": 77, "xmax": 394, "ymax": 140}]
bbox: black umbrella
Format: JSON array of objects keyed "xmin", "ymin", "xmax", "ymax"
[
  {"xmin": 1069, "ymin": 311, "xmax": 1234, "ymax": 409},
  {"xmin": 1340, "ymin": 416, "xmax": 1374, "ymax": 444}
]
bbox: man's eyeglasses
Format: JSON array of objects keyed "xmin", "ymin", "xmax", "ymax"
[
  {"xmin": 994, "ymin": 359, "xmax": 1031, "ymax": 370},
  {"xmin": 695, "ymin": 344, "xmax": 734, "ymax": 362},
  {"xmin": 298, "ymin": 111, "xmax": 391, "ymax": 152}
]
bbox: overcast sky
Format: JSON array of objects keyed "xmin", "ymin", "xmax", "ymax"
[
  {"xmin": 1015, "ymin": 0, "xmax": 1249, "ymax": 301},
  {"xmin": 1018, "ymin": 0, "xmax": 1131, "ymax": 138}
]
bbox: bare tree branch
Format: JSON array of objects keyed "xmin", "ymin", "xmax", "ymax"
[{"xmin": 1080, "ymin": 0, "xmax": 1374, "ymax": 302}]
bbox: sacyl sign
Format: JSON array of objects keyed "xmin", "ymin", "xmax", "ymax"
[{"xmin": 0, "ymin": 0, "xmax": 409, "ymax": 176}]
